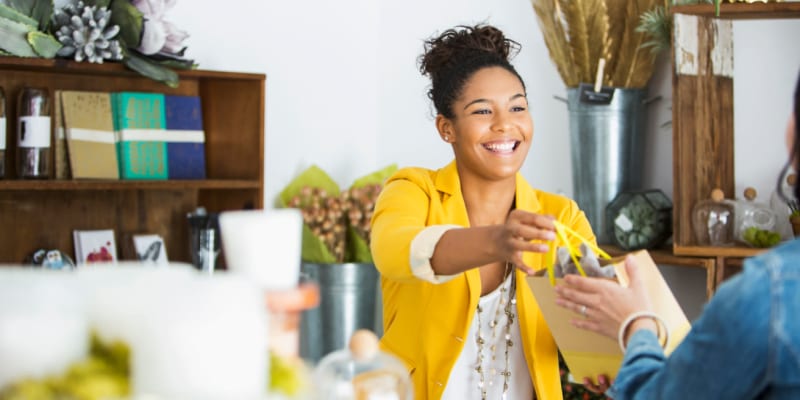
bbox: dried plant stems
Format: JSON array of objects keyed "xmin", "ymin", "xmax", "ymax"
[
  {"xmin": 532, "ymin": 0, "xmax": 659, "ymax": 89},
  {"xmin": 532, "ymin": 0, "xmax": 578, "ymax": 86}
]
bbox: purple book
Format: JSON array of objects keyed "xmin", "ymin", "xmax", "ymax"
[{"xmin": 165, "ymin": 95, "xmax": 206, "ymax": 179}]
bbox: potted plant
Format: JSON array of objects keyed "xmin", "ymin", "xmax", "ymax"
[
  {"xmin": 531, "ymin": 0, "xmax": 666, "ymax": 243},
  {"xmin": 0, "ymin": 0, "xmax": 194, "ymax": 87},
  {"xmin": 278, "ymin": 164, "xmax": 397, "ymax": 362}
]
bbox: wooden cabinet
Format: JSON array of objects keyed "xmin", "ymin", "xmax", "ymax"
[
  {"xmin": 670, "ymin": 2, "xmax": 800, "ymax": 287},
  {"xmin": 0, "ymin": 57, "xmax": 265, "ymax": 265}
]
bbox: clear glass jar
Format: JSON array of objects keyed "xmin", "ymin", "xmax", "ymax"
[
  {"xmin": 692, "ymin": 188, "xmax": 735, "ymax": 246},
  {"xmin": 314, "ymin": 330, "xmax": 412, "ymax": 400},
  {"xmin": 605, "ymin": 189, "xmax": 673, "ymax": 250},
  {"xmin": 16, "ymin": 87, "xmax": 51, "ymax": 179},
  {"xmin": 0, "ymin": 87, "xmax": 6, "ymax": 178},
  {"xmin": 734, "ymin": 187, "xmax": 780, "ymax": 248}
]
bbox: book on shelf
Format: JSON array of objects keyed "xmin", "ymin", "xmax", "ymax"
[
  {"xmin": 112, "ymin": 92, "xmax": 168, "ymax": 180},
  {"xmin": 52, "ymin": 90, "xmax": 70, "ymax": 179},
  {"xmin": 60, "ymin": 90, "xmax": 120, "ymax": 179},
  {"xmin": 133, "ymin": 234, "xmax": 168, "ymax": 265},
  {"xmin": 73, "ymin": 229, "xmax": 118, "ymax": 265},
  {"xmin": 164, "ymin": 95, "xmax": 206, "ymax": 179}
]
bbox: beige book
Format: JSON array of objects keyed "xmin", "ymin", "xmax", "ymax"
[
  {"xmin": 60, "ymin": 91, "xmax": 119, "ymax": 179},
  {"xmin": 52, "ymin": 90, "xmax": 70, "ymax": 179}
]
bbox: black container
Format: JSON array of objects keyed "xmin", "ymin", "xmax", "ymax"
[
  {"xmin": 187, "ymin": 208, "xmax": 221, "ymax": 273},
  {"xmin": 16, "ymin": 87, "xmax": 51, "ymax": 179}
]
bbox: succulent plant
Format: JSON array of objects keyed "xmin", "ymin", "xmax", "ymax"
[{"xmin": 52, "ymin": 1, "xmax": 123, "ymax": 63}]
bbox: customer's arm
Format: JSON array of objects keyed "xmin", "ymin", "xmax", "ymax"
[{"xmin": 609, "ymin": 266, "xmax": 769, "ymax": 399}]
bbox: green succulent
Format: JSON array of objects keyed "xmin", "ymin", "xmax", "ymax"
[{"xmin": 636, "ymin": 0, "xmax": 724, "ymax": 55}]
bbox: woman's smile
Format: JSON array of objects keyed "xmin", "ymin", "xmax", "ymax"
[{"xmin": 482, "ymin": 139, "xmax": 520, "ymax": 155}]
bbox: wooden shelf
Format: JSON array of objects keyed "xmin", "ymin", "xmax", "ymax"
[
  {"xmin": 602, "ymin": 245, "xmax": 717, "ymax": 298},
  {"xmin": 0, "ymin": 179, "xmax": 262, "ymax": 191},
  {"xmin": 0, "ymin": 56, "xmax": 265, "ymax": 81},
  {"xmin": 0, "ymin": 58, "xmax": 266, "ymax": 265},
  {"xmin": 671, "ymin": 2, "xmax": 800, "ymax": 19},
  {"xmin": 672, "ymin": 245, "xmax": 765, "ymax": 258}
]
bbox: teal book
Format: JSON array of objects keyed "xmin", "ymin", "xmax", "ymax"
[{"xmin": 112, "ymin": 92, "xmax": 169, "ymax": 180}]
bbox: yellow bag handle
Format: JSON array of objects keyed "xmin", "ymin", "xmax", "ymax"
[{"xmin": 545, "ymin": 221, "xmax": 611, "ymax": 286}]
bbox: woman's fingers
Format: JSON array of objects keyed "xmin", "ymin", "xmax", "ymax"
[{"xmin": 554, "ymin": 278, "xmax": 602, "ymax": 307}]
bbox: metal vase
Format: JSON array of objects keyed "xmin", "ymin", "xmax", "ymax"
[
  {"xmin": 299, "ymin": 262, "xmax": 380, "ymax": 363},
  {"xmin": 567, "ymin": 87, "xmax": 647, "ymax": 244}
]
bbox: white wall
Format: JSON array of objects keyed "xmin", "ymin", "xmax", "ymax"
[
  {"xmin": 170, "ymin": 2, "xmax": 799, "ymax": 310},
  {"xmin": 172, "ymin": 1, "xmax": 800, "ymax": 206}
]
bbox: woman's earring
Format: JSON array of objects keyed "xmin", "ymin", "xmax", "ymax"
[{"xmin": 444, "ymin": 135, "xmax": 450, "ymax": 142}]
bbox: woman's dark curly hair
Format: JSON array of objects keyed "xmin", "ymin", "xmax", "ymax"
[
  {"xmin": 778, "ymin": 70, "xmax": 800, "ymax": 204},
  {"xmin": 418, "ymin": 24, "xmax": 525, "ymax": 119}
]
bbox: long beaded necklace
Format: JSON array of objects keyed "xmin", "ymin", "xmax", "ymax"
[{"xmin": 475, "ymin": 262, "xmax": 516, "ymax": 400}]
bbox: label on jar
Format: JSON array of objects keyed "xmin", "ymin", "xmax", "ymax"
[
  {"xmin": 0, "ymin": 117, "xmax": 6, "ymax": 150},
  {"xmin": 17, "ymin": 116, "xmax": 51, "ymax": 148}
]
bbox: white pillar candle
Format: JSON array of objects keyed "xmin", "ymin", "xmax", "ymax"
[{"xmin": 219, "ymin": 208, "xmax": 303, "ymax": 290}]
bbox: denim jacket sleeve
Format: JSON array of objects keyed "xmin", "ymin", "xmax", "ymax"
[{"xmin": 607, "ymin": 260, "xmax": 771, "ymax": 400}]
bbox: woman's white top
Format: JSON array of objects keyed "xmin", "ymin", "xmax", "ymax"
[{"xmin": 441, "ymin": 272, "xmax": 533, "ymax": 400}]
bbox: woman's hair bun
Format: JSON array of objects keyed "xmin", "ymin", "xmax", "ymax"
[{"xmin": 419, "ymin": 24, "xmax": 519, "ymax": 78}]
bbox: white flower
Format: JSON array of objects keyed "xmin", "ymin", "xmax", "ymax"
[{"xmin": 132, "ymin": 0, "xmax": 187, "ymax": 55}]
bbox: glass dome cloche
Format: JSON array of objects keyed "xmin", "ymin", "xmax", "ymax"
[
  {"xmin": 313, "ymin": 329, "xmax": 412, "ymax": 400},
  {"xmin": 605, "ymin": 189, "xmax": 673, "ymax": 250}
]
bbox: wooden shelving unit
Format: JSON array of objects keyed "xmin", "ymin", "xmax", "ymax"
[
  {"xmin": 669, "ymin": 3, "xmax": 797, "ymax": 288},
  {"xmin": 603, "ymin": 245, "xmax": 717, "ymax": 299},
  {"xmin": 0, "ymin": 57, "xmax": 265, "ymax": 265},
  {"xmin": 672, "ymin": 245, "xmax": 763, "ymax": 259},
  {"xmin": 671, "ymin": 2, "xmax": 800, "ymax": 19}
]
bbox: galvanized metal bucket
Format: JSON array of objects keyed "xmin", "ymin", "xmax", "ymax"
[
  {"xmin": 567, "ymin": 87, "xmax": 648, "ymax": 244},
  {"xmin": 299, "ymin": 262, "xmax": 380, "ymax": 363}
]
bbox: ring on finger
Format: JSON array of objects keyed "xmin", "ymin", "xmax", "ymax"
[{"xmin": 580, "ymin": 304, "xmax": 587, "ymax": 318}]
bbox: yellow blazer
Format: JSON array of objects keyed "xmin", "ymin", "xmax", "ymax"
[{"xmin": 370, "ymin": 161, "xmax": 595, "ymax": 400}]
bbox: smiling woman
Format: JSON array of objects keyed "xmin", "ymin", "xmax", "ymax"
[{"xmin": 369, "ymin": 24, "xmax": 602, "ymax": 400}]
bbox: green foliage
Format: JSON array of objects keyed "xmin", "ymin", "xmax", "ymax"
[
  {"xmin": 107, "ymin": 0, "xmax": 143, "ymax": 48},
  {"xmin": 0, "ymin": 4, "xmax": 37, "ymax": 27},
  {"xmin": 635, "ymin": 0, "xmax": 724, "ymax": 55},
  {"xmin": 0, "ymin": 0, "xmax": 190, "ymax": 87},
  {"xmin": 123, "ymin": 49, "xmax": 180, "ymax": 88},
  {"xmin": 637, "ymin": 5, "xmax": 671, "ymax": 55},
  {"xmin": 28, "ymin": 0, "xmax": 52, "ymax": 31},
  {"xmin": 0, "ymin": 12, "xmax": 39, "ymax": 56},
  {"xmin": 27, "ymin": 30, "xmax": 61, "ymax": 57}
]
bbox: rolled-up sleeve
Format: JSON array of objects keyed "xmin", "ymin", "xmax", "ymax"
[{"xmin": 409, "ymin": 225, "xmax": 462, "ymax": 283}]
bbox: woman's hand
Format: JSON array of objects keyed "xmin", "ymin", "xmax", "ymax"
[
  {"xmin": 495, "ymin": 209, "xmax": 556, "ymax": 274},
  {"xmin": 582, "ymin": 375, "xmax": 612, "ymax": 394},
  {"xmin": 554, "ymin": 256, "xmax": 653, "ymax": 341}
]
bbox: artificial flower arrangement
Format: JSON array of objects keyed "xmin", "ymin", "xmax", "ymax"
[
  {"xmin": 278, "ymin": 164, "xmax": 397, "ymax": 264},
  {"xmin": 0, "ymin": 0, "xmax": 193, "ymax": 87}
]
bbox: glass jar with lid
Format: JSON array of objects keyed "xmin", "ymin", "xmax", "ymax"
[
  {"xmin": 692, "ymin": 188, "xmax": 735, "ymax": 246},
  {"xmin": 16, "ymin": 87, "xmax": 51, "ymax": 179},
  {"xmin": 314, "ymin": 329, "xmax": 412, "ymax": 400},
  {"xmin": 734, "ymin": 187, "xmax": 780, "ymax": 248}
]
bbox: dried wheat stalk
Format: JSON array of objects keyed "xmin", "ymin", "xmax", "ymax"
[{"xmin": 531, "ymin": 0, "xmax": 659, "ymax": 89}]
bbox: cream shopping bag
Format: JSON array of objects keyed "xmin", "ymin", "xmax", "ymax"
[{"xmin": 526, "ymin": 222, "xmax": 692, "ymax": 380}]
